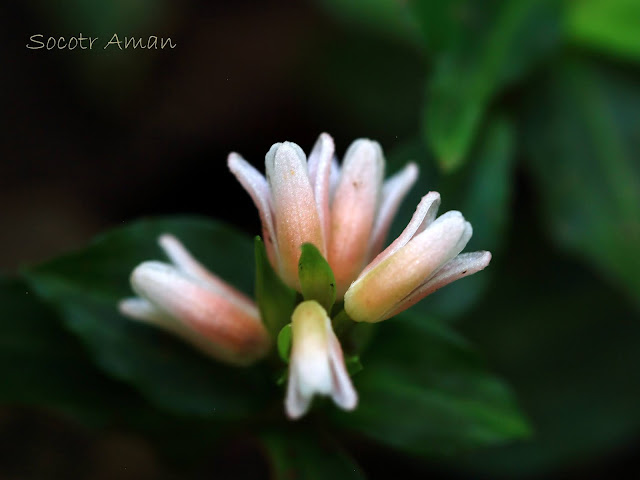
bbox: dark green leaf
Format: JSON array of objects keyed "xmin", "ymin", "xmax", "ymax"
[
  {"xmin": 568, "ymin": 0, "xmax": 640, "ymax": 61},
  {"xmin": 299, "ymin": 243, "xmax": 336, "ymax": 313},
  {"xmin": 23, "ymin": 216, "xmax": 272, "ymax": 419},
  {"xmin": 453, "ymin": 211, "xmax": 640, "ymax": 476},
  {"xmin": 385, "ymin": 116, "xmax": 514, "ymax": 320},
  {"xmin": 522, "ymin": 60, "xmax": 640, "ymax": 306},
  {"xmin": 255, "ymin": 236, "xmax": 297, "ymax": 337},
  {"xmin": 261, "ymin": 428, "xmax": 365, "ymax": 480},
  {"xmin": 421, "ymin": 0, "xmax": 561, "ymax": 170},
  {"xmin": 331, "ymin": 313, "xmax": 530, "ymax": 455},
  {"xmin": 0, "ymin": 277, "xmax": 141, "ymax": 425}
]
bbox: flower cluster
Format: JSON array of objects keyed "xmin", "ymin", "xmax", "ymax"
[{"xmin": 119, "ymin": 133, "xmax": 491, "ymax": 419}]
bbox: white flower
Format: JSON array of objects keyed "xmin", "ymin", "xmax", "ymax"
[{"xmin": 285, "ymin": 300, "xmax": 357, "ymax": 419}]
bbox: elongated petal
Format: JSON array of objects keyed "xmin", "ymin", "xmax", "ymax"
[
  {"xmin": 158, "ymin": 234, "xmax": 256, "ymax": 311},
  {"xmin": 266, "ymin": 142, "xmax": 324, "ymax": 289},
  {"xmin": 130, "ymin": 261, "xmax": 270, "ymax": 365},
  {"xmin": 228, "ymin": 153, "xmax": 278, "ymax": 264},
  {"xmin": 285, "ymin": 301, "xmax": 356, "ymax": 419},
  {"xmin": 307, "ymin": 133, "xmax": 334, "ymax": 252},
  {"xmin": 119, "ymin": 297, "xmax": 238, "ymax": 360},
  {"xmin": 384, "ymin": 251, "xmax": 492, "ymax": 319},
  {"xmin": 327, "ymin": 327, "xmax": 358, "ymax": 410},
  {"xmin": 357, "ymin": 192, "xmax": 441, "ymax": 281},
  {"xmin": 328, "ymin": 139, "xmax": 384, "ymax": 296},
  {"xmin": 344, "ymin": 211, "xmax": 469, "ymax": 323},
  {"xmin": 368, "ymin": 162, "xmax": 419, "ymax": 260}
]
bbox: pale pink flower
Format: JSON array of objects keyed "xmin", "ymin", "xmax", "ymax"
[
  {"xmin": 344, "ymin": 193, "xmax": 492, "ymax": 323},
  {"xmin": 228, "ymin": 133, "xmax": 418, "ymax": 294},
  {"xmin": 285, "ymin": 300, "xmax": 357, "ymax": 419},
  {"xmin": 119, "ymin": 234, "xmax": 270, "ymax": 366}
]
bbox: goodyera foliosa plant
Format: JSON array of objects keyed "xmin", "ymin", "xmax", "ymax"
[{"xmin": 119, "ymin": 133, "xmax": 491, "ymax": 419}]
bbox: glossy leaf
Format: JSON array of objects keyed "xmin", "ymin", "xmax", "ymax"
[
  {"xmin": 255, "ymin": 236, "xmax": 297, "ymax": 337},
  {"xmin": 331, "ymin": 312, "xmax": 530, "ymax": 455},
  {"xmin": 23, "ymin": 217, "xmax": 272, "ymax": 419},
  {"xmin": 261, "ymin": 428, "xmax": 365, "ymax": 480},
  {"xmin": 522, "ymin": 60, "xmax": 640, "ymax": 305}
]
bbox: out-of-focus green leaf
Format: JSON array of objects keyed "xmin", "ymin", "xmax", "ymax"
[
  {"xmin": 23, "ymin": 217, "xmax": 272, "ymax": 419},
  {"xmin": 386, "ymin": 116, "xmax": 514, "ymax": 320},
  {"xmin": 261, "ymin": 428, "xmax": 365, "ymax": 480},
  {"xmin": 299, "ymin": 243, "xmax": 336, "ymax": 313},
  {"xmin": 0, "ymin": 277, "xmax": 139, "ymax": 425},
  {"xmin": 255, "ymin": 236, "xmax": 297, "ymax": 337},
  {"xmin": 422, "ymin": 115, "xmax": 515, "ymax": 319},
  {"xmin": 313, "ymin": 0, "xmax": 422, "ymax": 47},
  {"xmin": 331, "ymin": 312, "xmax": 530, "ymax": 456},
  {"xmin": 453, "ymin": 210, "xmax": 640, "ymax": 477},
  {"xmin": 522, "ymin": 60, "xmax": 640, "ymax": 306},
  {"xmin": 421, "ymin": 0, "xmax": 561, "ymax": 171},
  {"xmin": 568, "ymin": 0, "xmax": 640, "ymax": 61}
]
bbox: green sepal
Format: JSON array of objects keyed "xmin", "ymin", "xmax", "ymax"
[
  {"xmin": 298, "ymin": 243, "xmax": 336, "ymax": 312},
  {"xmin": 254, "ymin": 236, "xmax": 297, "ymax": 337},
  {"xmin": 277, "ymin": 324, "xmax": 292, "ymax": 364}
]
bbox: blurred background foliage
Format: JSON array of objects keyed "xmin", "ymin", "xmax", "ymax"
[{"xmin": 1, "ymin": 0, "xmax": 639, "ymax": 478}]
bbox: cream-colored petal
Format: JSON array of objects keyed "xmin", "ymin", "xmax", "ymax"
[
  {"xmin": 383, "ymin": 251, "xmax": 491, "ymax": 320},
  {"xmin": 266, "ymin": 142, "xmax": 324, "ymax": 289},
  {"xmin": 368, "ymin": 162, "xmax": 419, "ymax": 260},
  {"xmin": 285, "ymin": 301, "xmax": 356, "ymax": 419},
  {"xmin": 357, "ymin": 192, "xmax": 440, "ymax": 281},
  {"xmin": 344, "ymin": 211, "xmax": 468, "ymax": 323},
  {"xmin": 329, "ymin": 139, "xmax": 384, "ymax": 296}
]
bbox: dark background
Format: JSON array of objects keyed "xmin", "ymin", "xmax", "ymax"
[{"xmin": 2, "ymin": 1, "xmax": 640, "ymax": 479}]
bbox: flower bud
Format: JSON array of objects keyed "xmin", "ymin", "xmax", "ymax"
[
  {"xmin": 344, "ymin": 194, "xmax": 491, "ymax": 323},
  {"xmin": 119, "ymin": 234, "xmax": 270, "ymax": 366}
]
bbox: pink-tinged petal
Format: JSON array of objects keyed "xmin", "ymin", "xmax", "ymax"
[
  {"xmin": 344, "ymin": 211, "xmax": 468, "ymax": 323},
  {"xmin": 285, "ymin": 301, "xmax": 356, "ymax": 419},
  {"xmin": 368, "ymin": 162, "xmax": 419, "ymax": 260},
  {"xmin": 328, "ymin": 139, "xmax": 384, "ymax": 296},
  {"xmin": 307, "ymin": 133, "xmax": 335, "ymax": 252},
  {"xmin": 228, "ymin": 153, "xmax": 278, "ymax": 265},
  {"xmin": 357, "ymin": 192, "xmax": 441, "ymax": 281},
  {"xmin": 383, "ymin": 251, "xmax": 491, "ymax": 320},
  {"xmin": 158, "ymin": 234, "xmax": 256, "ymax": 312},
  {"xmin": 329, "ymin": 156, "xmax": 341, "ymax": 200},
  {"xmin": 266, "ymin": 142, "xmax": 324, "ymax": 289},
  {"xmin": 130, "ymin": 261, "xmax": 270, "ymax": 365}
]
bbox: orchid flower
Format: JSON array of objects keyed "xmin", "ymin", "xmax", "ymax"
[
  {"xmin": 285, "ymin": 300, "xmax": 357, "ymax": 419},
  {"xmin": 119, "ymin": 234, "xmax": 270, "ymax": 366}
]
